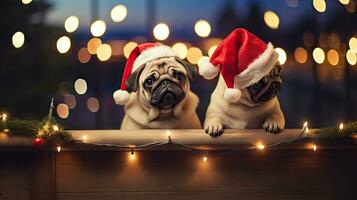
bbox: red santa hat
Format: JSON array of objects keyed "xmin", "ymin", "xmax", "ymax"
[
  {"xmin": 198, "ymin": 28, "xmax": 278, "ymax": 102},
  {"xmin": 113, "ymin": 43, "xmax": 177, "ymax": 105}
]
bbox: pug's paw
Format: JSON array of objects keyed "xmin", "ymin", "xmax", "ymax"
[
  {"xmin": 262, "ymin": 120, "xmax": 283, "ymax": 134},
  {"xmin": 204, "ymin": 118, "xmax": 223, "ymax": 138}
]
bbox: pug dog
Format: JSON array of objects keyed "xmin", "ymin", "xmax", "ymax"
[
  {"xmin": 121, "ymin": 57, "xmax": 201, "ymax": 129},
  {"xmin": 204, "ymin": 65, "xmax": 285, "ymax": 137}
]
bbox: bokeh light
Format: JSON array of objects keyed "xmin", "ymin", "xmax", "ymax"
[
  {"xmin": 64, "ymin": 94, "xmax": 76, "ymax": 109},
  {"xmin": 345, "ymin": 0, "xmax": 356, "ymax": 13},
  {"xmin": 90, "ymin": 20, "xmax": 106, "ymax": 37},
  {"xmin": 313, "ymin": 0, "xmax": 326, "ymax": 13},
  {"xmin": 294, "ymin": 47, "xmax": 308, "ymax": 64},
  {"xmin": 194, "ymin": 20, "xmax": 211, "ymax": 37},
  {"xmin": 87, "ymin": 38, "xmax": 102, "ymax": 55},
  {"xmin": 74, "ymin": 79, "xmax": 87, "ymax": 95},
  {"xmin": 96, "ymin": 43, "xmax": 112, "ymax": 61},
  {"xmin": 56, "ymin": 36, "xmax": 71, "ymax": 54},
  {"xmin": 22, "ymin": 0, "xmax": 32, "ymax": 5},
  {"xmin": 208, "ymin": 45, "xmax": 217, "ymax": 57},
  {"xmin": 109, "ymin": 40, "xmax": 125, "ymax": 56},
  {"xmin": 327, "ymin": 49, "xmax": 339, "ymax": 66},
  {"xmin": 87, "ymin": 97, "xmax": 100, "ymax": 112},
  {"xmin": 111, "ymin": 4, "xmax": 127, "ymax": 22},
  {"xmin": 12, "ymin": 32, "xmax": 25, "ymax": 48},
  {"xmin": 339, "ymin": 0, "xmax": 350, "ymax": 5},
  {"xmin": 187, "ymin": 47, "xmax": 203, "ymax": 64},
  {"xmin": 313, "ymin": 47, "xmax": 325, "ymax": 64},
  {"xmin": 64, "ymin": 16, "xmax": 79, "ymax": 33},
  {"xmin": 56, "ymin": 104, "xmax": 69, "ymax": 119},
  {"xmin": 153, "ymin": 23, "xmax": 170, "ymax": 40},
  {"xmin": 346, "ymin": 49, "xmax": 357, "ymax": 65},
  {"xmin": 78, "ymin": 48, "xmax": 91, "ymax": 63},
  {"xmin": 349, "ymin": 37, "xmax": 357, "ymax": 53},
  {"xmin": 172, "ymin": 43, "xmax": 188, "ymax": 59},
  {"xmin": 275, "ymin": 47, "xmax": 287, "ymax": 65},
  {"xmin": 123, "ymin": 41, "xmax": 138, "ymax": 58},
  {"xmin": 263, "ymin": 11, "xmax": 280, "ymax": 29}
]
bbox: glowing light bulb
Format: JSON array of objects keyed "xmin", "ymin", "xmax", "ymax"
[
  {"xmin": 111, "ymin": 4, "xmax": 127, "ymax": 22},
  {"xmin": 64, "ymin": 16, "xmax": 79, "ymax": 33},
  {"xmin": 90, "ymin": 20, "xmax": 106, "ymax": 37},
  {"xmin": 256, "ymin": 142, "xmax": 265, "ymax": 150},
  {"xmin": 339, "ymin": 123, "xmax": 344, "ymax": 130},
  {"xmin": 82, "ymin": 135, "xmax": 88, "ymax": 142},
  {"xmin": 96, "ymin": 43, "xmax": 112, "ymax": 61},
  {"xmin": 57, "ymin": 146, "xmax": 61, "ymax": 152},
  {"xmin": 2, "ymin": 113, "xmax": 7, "ymax": 122},
  {"xmin": 153, "ymin": 23, "xmax": 170, "ymax": 40},
  {"xmin": 172, "ymin": 43, "xmax": 188, "ymax": 59},
  {"xmin": 194, "ymin": 20, "xmax": 211, "ymax": 37},
  {"xmin": 313, "ymin": 0, "xmax": 326, "ymax": 13},
  {"xmin": 22, "ymin": 0, "xmax": 32, "ymax": 5},
  {"xmin": 166, "ymin": 130, "xmax": 171, "ymax": 137},
  {"xmin": 313, "ymin": 47, "xmax": 325, "ymax": 64},
  {"xmin": 275, "ymin": 47, "xmax": 287, "ymax": 65},
  {"xmin": 203, "ymin": 156, "xmax": 207, "ymax": 162},
  {"xmin": 312, "ymin": 144, "xmax": 317, "ymax": 151},
  {"xmin": 130, "ymin": 149, "xmax": 135, "ymax": 160},
  {"xmin": 56, "ymin": 36, "xmax": 71, "ymax": 54},
  {"xmin": 264, "ymin": 11, "xmax": 280, "ymax": 29},
  {"xmin": 12, "ymin": 32, "xmax": 25, "ymax": 48},
  {"xmin": 53, "ymin": 125, "xmax": 59, "ymax": 131}
]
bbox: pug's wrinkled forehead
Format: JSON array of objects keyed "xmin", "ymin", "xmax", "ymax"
[{"xmin": 142, "ymin": 57, "xmax": 187, "ymax": 77}]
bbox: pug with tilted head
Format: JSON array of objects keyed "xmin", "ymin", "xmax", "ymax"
[
  {"xmin": 113, "ymin": 43, "xmax": 201, "ymax": 129},
  {"xmin": 198, "ymin": 28, "xmax": 285, "ymax": 137}
]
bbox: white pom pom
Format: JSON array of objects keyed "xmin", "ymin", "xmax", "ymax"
[
  {"xmin": 198, "ymin": 56, "xmax": 220, "ymax": 80},
  {"xmin": 113, "ymin": 90, "xmax": 130, "ymax": 105},
  {"xmin": 224, "ymin": 88, "xmax": 241, "ymax": 103}
]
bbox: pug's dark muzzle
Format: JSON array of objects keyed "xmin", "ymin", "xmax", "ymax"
[{"xmin": 150, "ymin": 79, "xmax": 185, "ymax": 108}]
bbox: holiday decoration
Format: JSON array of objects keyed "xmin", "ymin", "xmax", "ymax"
[{"xmin": 198, "ymin": 28, "xmax": 278, "ymax": 102}]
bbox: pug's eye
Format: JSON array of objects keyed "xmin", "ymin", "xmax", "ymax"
[
  {"xmin": 173, "ymin": 71, "xmax": 185, "ymax": 81},
  {"xmin": 144, "ymin": 78, "xmax": 155, "ymax": 87}
]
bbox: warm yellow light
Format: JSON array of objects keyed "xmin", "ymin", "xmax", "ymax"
[
  {"xmin": 56, "ymin": 104, "xmax": 69, "ymax": 119},
  {"xmin": 57, "ymin": 146, "xmax": 61, "ymax": 152},
  {"xmin": 87, "ymin": 38, "xmax": 102, "ymax": 55},
  {"xmin": 166, "ymin": 130, "xmax": 171, "ymax": 137},
  {"xmin": 339, "ymin": 0, "xmax": 350, "ymax": 5},
  {"xmin": 64, "ymin": 16, "xmax": 79, "ymax": 33},
  {"xmin": 194, "ymin": 20, "xmax": 211, "ymax": 37},
  {"xmin": 294, "ymin": 47, "xmax": 308, "ymax": 64},
  {"xmin": 346, "ymin": 49, "xmax": 357, "ymax": 65},
  {"xmin": 349, "ymin": 37, "xmax": 357, "ymax": 53},
  {"xmin": 56, "ymin": 36, "xmax": 71, "ymax": 54},
  {"xmin": 78, "ymin": 48, "xmax": 91, "ymax": 63},
  {"xmin": 123, "ymin": 41, "xmax": 138, "ymax": 58},
  {"xmin": 130, "ymin": 149, "xmax": 135, "ymax": 160},
  {"xmin": 12, "ymin": 32, "xmax": 25, "ymax": 48},
  {"xmin": 53, "ymin": 125, "xmax": 59, "ymax": 131},
  {"xmin": 264, "ymin": 11, "xmax": 280, "ymax": 29},
  {"xmin": 313, "ymin": 47, "xmax": 325, "ymax": 64},
  {"xmin": 303, "ymin": 121, "xmax": 308, "ymax": 128},
  {"xmin": 275, "ymin": 47, "xmax": 287, "ymax": 65},
  {"xmin": 203, "ymin": 156, "xmax": 207, "ymax": 163},
  {"xmin": 74, "ymin": 78, "xmax": 87, "ymax": 95},
  {"xmin": 256, "ymin": 142, "xmax": 265, "ymax": 150},
  {"xmin": 172, "ymin": 43, "xmax": 188, "ymax": 59},
  {"xmin": 22, "ymin": 0, "xmax": 32, "ymax": 5},
  {"xmin": 111, "ymin": 4, "xmax": 127, "ymax": 22},
  {"xmin": 312, "ymin": 144, "xmax": 317, "ymax": 151},
  {"xmin": 4, "ymin": 129, "xmax": 9, "ymax": 132},
  {"xmin": 153, "ymin": 23, "xmax": 170, "ymax": 40},
  {"xmin": 208, "ymin": 45, "xmax": 217, "ymax": 57},
  {"xmin": 87, "ymin": 97, "xmax": 100, "ymax": 113},
  {"xmin": 313, "ymin": 0, "xmax": 326, "ymax": 13},
  {"xmin": 327, "ymin": 49, "xmax": 339, "ymax": 66},
  {"xmin": 96, "ymin": 43, "xmax": 112, "ymax": 61},
  {"xmin": 1, "ymin": 113, "xmax": 7, "ymax": 122},
  {"xmin": 90, "ymin": 20, "xmax": 106, "ymax": 37},
  {"xmin": 339, "ymin": 123, "xmax": 344, "ymax": 130},
  {"xmin": 82, "ymin": 135, "xmax": 88, "ymax": 142},
  {"xmin": 187, "ymin": 47, "xmax": 203, "ymax": 64},
  {"xmin": 64, "ymin": 94, "xmax": 76, "ymax": 109}
]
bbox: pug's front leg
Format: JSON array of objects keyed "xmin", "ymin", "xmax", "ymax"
[
  {"xmin": 204, "ymin": 116, "xmax": 223, "ymax": 137},
  {"xmin": 263, "ymin": 101, "xmax": 285, "ymax": 134}
]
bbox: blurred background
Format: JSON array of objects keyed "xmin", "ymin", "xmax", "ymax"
[{"xmin": 0, "ymin": 0, "xmax": 356, "ymax": 129}]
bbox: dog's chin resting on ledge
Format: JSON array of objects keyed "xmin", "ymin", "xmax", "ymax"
[{"xmin": 121, "ymin": 57, "xmax": 201, "ymax": 129}]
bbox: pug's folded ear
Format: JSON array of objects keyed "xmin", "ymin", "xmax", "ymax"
[
  {"xmin": 126, "ymin": 65, "xmax": 145, "ymax": 92},
  {"xmin": 175, "ymin": 57, "xmax": 198, "ymax": 80}
]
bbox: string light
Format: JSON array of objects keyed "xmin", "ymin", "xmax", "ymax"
[
  {"xmin": 56, "ymin": 36, "xmax": 71, "ymax": 54},
  {"xmin": 194, "ymin": 20, "xmax": 211, "ymax": 38},
  {"xmin": 1, "ymin": 113, "xmax": 7, "ymax": 122},
  {"xmin": 12, "ymin": 32, "xmax": 25, "ymax": 48},
  {"xmin": 53, "ymin": 125, "xmax": 59, "ymax": 131},
  {"xmin": 313, "ymin": 0, "xmax": 326, "ymax": 13},
  {"xmin": 153, "ymin": 23, "xmax": 170, "ymax": 40},
  {"xmin": 313, "ymin": 47, "xmax": 325, "ymax": 64},
  {"xmin": 90, "ymin": 20, "xmax": 106, "ymax": 37},
  {"xmin": 57, "ymin": 146, "xmax": 61, "ymax": 152},
  {"xmin": 339, "ymin": 123, "xmax": 344, "ymax": 131},
  {"xmin": 203, "ymin": 152, "xmax": 208, "ymax": 163},
  {"xmin": 327, "ymin": 49, "xmax": 339, "ymax": 66},
  {"xmin": 312, "ymin": 144, "xmax": 317, "ymax": 151},
  {"xmin": 82, "ymin": 135, "xmax": 88, "ymax": 142},
  {"xmin": 256, "ymin": 142, "xmax": 265, "ymax": 150},
  {"xmin": 56, "ymin": 103, "xmax": 69, "ymax": 119},
  {"xmin": 346, "ymin": 49, "xmax": 357, "ymax": 65}
]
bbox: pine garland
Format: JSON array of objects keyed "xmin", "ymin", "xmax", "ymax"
[{"xmin": 314, "ymin": 121, "xmax": 357, "ymax": 140}]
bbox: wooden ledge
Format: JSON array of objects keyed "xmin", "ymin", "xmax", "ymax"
[{"xmin": 0, "ymin": 129, "xmax": 356, "ymax": 151}]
